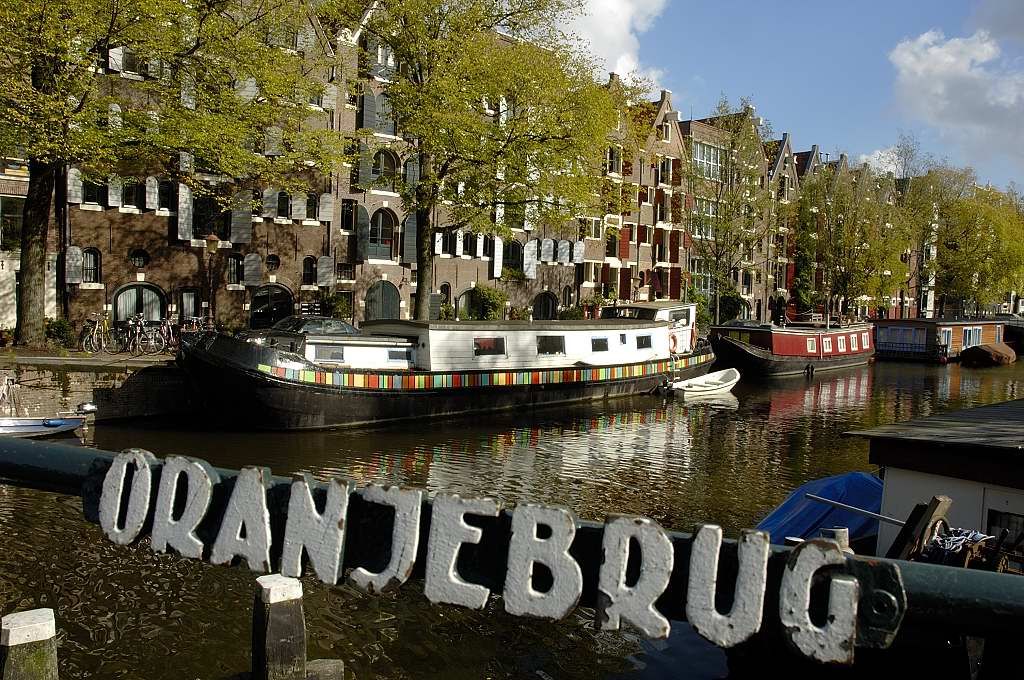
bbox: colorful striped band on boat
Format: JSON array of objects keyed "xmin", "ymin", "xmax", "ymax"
[{"xmin": 256, "ymin": 352, "xmax": 713, "ymax": 391}]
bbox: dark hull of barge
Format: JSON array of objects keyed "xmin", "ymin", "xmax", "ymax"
[{"xmin": 178, "ymin": 334, "xmax": 714, "ymax": 430}]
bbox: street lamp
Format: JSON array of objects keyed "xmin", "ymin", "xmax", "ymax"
[{"xmin": 204, "ymin": 233, "xmax": 220, "ymax": 326}]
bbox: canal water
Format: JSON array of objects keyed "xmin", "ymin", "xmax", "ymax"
[{"xmin": 1, "ymin": 361, "xmax": 1021, "ymax": 679}]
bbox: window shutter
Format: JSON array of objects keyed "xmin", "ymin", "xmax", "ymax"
[
  {"xmin": 144, "ymin": 177, "xmax": 159, "ymax": 209},
  {"xmin": 231, "ymin": 192, "xmax": 252, "ymax": 244},
  {"xmin": 317, "ymin": 193, "xmax": 334, "ymax": 222},
  {"xmin": 298, "ymin": 25, "xmax": 316, "ymax": 53},
  {"xmin": 262, "ymin": 188, "xmax": 277, "ymax": 218},
  {"xmin": 557, "ymin": 240, "xmax": 570, "ymax": 264},
  {"xmin": 375, "ymin": 94, "xmax": 392, "ymax": 134},
  {"xmin": 243, "ymin": 253, "xmax": 262, "ymax": 286},
  {"xmin": 476, "ymin": 234, "xmax": 485, "ymax": 258},
  {"xmin": 669, "ymin": 231, "xmax": 680, "ymax": 263},
  {"xmin": 236, "ymin": 78, "xmax": 258, "ymax": 102},
  {"xmin": 618, "ymin": 226, "xmax": 631, "ymax": 259},
  {"xmin": 265, "ymin": 127, "xmax": 283, "ymax": 156},
  {"xmin": 454, "ymin": 229, "xmax": 464, "ymax": 257},
  {"xmin": 65, "ymin": 246, "xmax": 84, "ymax": 284},
  {"xmin": 359, "ymin": 93, "xmax": 376, "ymax": 130},
  {"xmin": 107, "ymin": 177, "xmax": 122, "ymax": 207},
  {"xmin": 671, "ymin": 159, "xmax": 682, "ymax": 186},
  {"xmin": 404, "ymin": 158, "xmax": 420, "ymax": 187},
  {"xmin": 108, "ymin": 47, "xmax": 124, "ymax": 71},
  {"xmin": 540, "ymin": 238, "xmax": 554, "ymax": 262},
  {"xmin": 177, "ymin": 183, "xmax": 193, "ymax": 240},
  {"xmin": 67, "ymin": 168, "xmax": 83, "ymax": 203},
  {"xmin": 572, "ymin": 240, "xmax": 585, "ymax": 264},
  {"xmin": 322, "ymin": 84, "xmax": 337, "ymax": 111},
  {"xmin": 317, "ymin": 256, "xmax": 334, "ymax": 287},
  {"xmin": 290, "ymin": 193, "xmax": 307, "ymax": 221},
  {"xmin": 402, "ymin": 213, "xmax": 417, "ymax": 264},
  {"xmin": 434, "ymin": 231, "xmax": 443, "ymax": 255},
  {"xmin": 356, "ymin": 144, "xmax": 372, "ymax": 189},
  {"xmin": 355, "ymin": 205, "xmax": 370, "ymax": 260},
  {"xmin": 489, "ymin": 233, "xmax": 501, "ymax": 276},
  {"xmin": 524, "ymin": 239, "xmax": 538, "ymax": 279}
]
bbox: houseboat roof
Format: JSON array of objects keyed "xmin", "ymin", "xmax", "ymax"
[
  {"xmin": 873, "ymin": 317, "xmax": 1004, "ymax": 326},
  {"xmin": 360, "ymin": 319, "xmax": 669, "ymax": 332},
  {"xmin": 605, "ymin": 301, "xmax": 696, "ymax": 310},
  {"xmin": 849, "ymin": 399, "xmax": 1024, "ymax": 488}
]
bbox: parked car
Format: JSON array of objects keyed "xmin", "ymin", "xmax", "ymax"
[{"xmin": 238, "ymin": 315, "xmax": 358, "ymax": 352}]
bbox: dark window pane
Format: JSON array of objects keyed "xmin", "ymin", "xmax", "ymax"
[
  {"xmin": 636, "ymin": 335, "xmax": 652, "ymax": 349},
  {"xmin": 473, "ymin": 337, "xmax": 505, "ymax": 356},
  {"xmin": 591, "ymin": 337, "xmax": 608, "ymax": 352},
  {"xmin": 537, "ymin": 335, "xmax": 565, "ymax": 355}
]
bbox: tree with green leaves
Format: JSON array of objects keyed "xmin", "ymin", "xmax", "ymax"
[
  {"xmin": 685, "ymin": 97, "xmax": 775, "ymax": 323},
  {"xmin": 1, "ymin": 0, "xmax": 348, "ymax": 346},
  {"xmin": 324, "ymin": 0, "xmax": 623, "ymax": 320}
]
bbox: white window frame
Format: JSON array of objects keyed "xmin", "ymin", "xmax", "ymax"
[
  {"xmin": 837, "ymin": 335, "xmax": 847, "ymax": 352},
  {"xmin": 806, "ymin": 337, "xmax": 817, "ymax": 353},
  {"xmin": 861, "ymin": 331, "xmax": 870, "ymax": 349},
  {"xmin": 850, "ymin": 333, "xmax": 859, "ymax": 351},
  {"xmin": 822, "ymin": 337, "xmax": 833, "ymax": 353}
]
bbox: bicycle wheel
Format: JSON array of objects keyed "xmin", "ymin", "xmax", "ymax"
[
  {"xmin": 130, "ymin": 333, "xmax": 143, "ymax": 357},
  {"xmin": 143, "ymin": 332, "xmax": 166, "ymax": 355},
  {"xmin": 82, "ymin": 333, "xmax": 96, "ymax": 354}
]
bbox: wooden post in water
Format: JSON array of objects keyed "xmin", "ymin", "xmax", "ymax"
[
  {"xmin": 0, "ymin": 608, "xmax": 59, "ymax": 680},
  {"xmin": 252, "ymin": 575, "xmax": 306, "ymax": 680}
]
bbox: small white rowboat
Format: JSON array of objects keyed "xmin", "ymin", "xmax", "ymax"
[{"xmin": 671, "ymin": 368, "xmax": 740, "ymax": 396}]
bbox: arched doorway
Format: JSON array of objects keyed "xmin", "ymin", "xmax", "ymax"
[
  {"xmin": 532, "ymin": 291, "xmax": 558, "ymax": 321},
  {"xmin": 250, "ymin": 284, "xmax": 294, "ymax": 329},
  {"xmin": 112, "ymin": 283, "xmax": 166, "ymax": 323},
  {"xmin": 365, "ymin": 280, "xmax": 400, "ymax": 321}
]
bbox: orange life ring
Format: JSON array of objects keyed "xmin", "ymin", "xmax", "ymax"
[{"xmin": 669, "ymin": 333, "xmax": 679, "ymax": 353}]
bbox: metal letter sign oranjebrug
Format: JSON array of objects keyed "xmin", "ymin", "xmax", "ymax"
[{"xmin": 89, "ymin": 450, "xmax": 905, "ymax": 665}]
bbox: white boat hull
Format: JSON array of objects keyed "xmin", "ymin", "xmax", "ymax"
[{"xmin": 671, "ymin": 368, "xmax": 740, "ymax": 396}]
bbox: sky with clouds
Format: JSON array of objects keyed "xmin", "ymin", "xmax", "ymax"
[{"xmin": 569, "ymin": 0, "xmax": 1024, "ymax": 188}]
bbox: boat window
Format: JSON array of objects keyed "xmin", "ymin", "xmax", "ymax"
[
  {"xmin": 861, "ymin": 331, "xmax": 870, "ymax": 348},
  {"xmin": 537, "ymin": 336, "xmax": 565, "ymax": 355},
  {"xmin": 474, "ymin": 337, "xmax": 505, "ymax": 356},
  {"xmin": 591, "ymin": 337, "xmax": 609, "ymax": 352},
  {"xmin": 822, "ymin": 337, "xmax": 833, "ymax": 353},
  {"xmin": 636, "ymin": 335, "xmax": 652, "ymax": 349},
  {"xmin": 837, "ymin": 336, "xmax": 847, "ymax": 352},
  {"xmin": 314, "ymin": 345, "xmax": 345, "ymax": 362},
  {"xmin": 388, "ymin": 349, "xmax": 412, "ymax": 361},
  {"xmin": 620, "ymin": 334, "xmax": 627, "ymax": 344},
  {"xmin": 850, "ymin": 334, "xmax": 859, "ymax": 351},
  {"xmin": 806, "ymin": 337, "xmax": 817, "ymax": 353},
  {"xmin": 670, "ymin": 309, "xmax": 691, "ymax": 325}
]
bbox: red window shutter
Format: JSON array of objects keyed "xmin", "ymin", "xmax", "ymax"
[
  {"xmin": 670, "ymin": 231, "xmax": 680, "ymax": 263},
  {"xmin": 683, "ymin": 231, "xmax": 693, "ymax": 249},
  {"xmin": 618, "ymin": 268, "xmax": 631, "ymax": 300},
  {"xmin": 671, "ymin": 159, "xmax": 682, "ymax": 186},
  {"xmin": 619, "ymin": 226, "xmax": 631, "ymax": 259},
  {"xmin": 602, "ymin": 263, "xmax": 610, "ymax": 283},
  {"xmin": 670, "ymin": 268, "xmax": 681, "ymax": 299},
  {"xmin": 638, "ymin": 224, "xmax": 647, "ymax": 243}
]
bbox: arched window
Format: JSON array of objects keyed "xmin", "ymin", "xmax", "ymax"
[
  {"xmin": 128, "ymin": 249, "xmax": 150, "ymax": 269},
  {"xmin": 504, "ymin": 240, "xmax": 524, "ymax": 271},
  {"xmin": 276, "ymin": 191, "xmax": 290, "ymax": 218},
  {"xmin": 371, "ymin": 150, "xmax": 398, "ymax": 191},
  {"xmin": 83, "ymin": 248, "xmax": 101, "ymax": 283},
  {"xmin": 562, "ymin": 285, "xmax": 573, "ymax": 308},
  {"xmin": 440, "ymin": 282, "xmax": 451, "ymax": 305},
  {"xmin": 302, "ymin": 256, "xmax": 317, "ymax": 286},
  {"xmin": 305, "ymin": 193, "xmax": 318, "ymax": 219},
  {"xmin": 369, "ymin": 209, "xmax": 396, "ymax": 259},
  {"xmin": 462, "ymin": 231, "xmax": 474, "ymax": 256}
]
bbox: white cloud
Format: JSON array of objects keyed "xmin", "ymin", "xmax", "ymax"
[
  {"xmin": 889, "ymin": 29, "xmax": 1024, "ymax": 168},
  {"xmin": 569, "ymin": 0, "xmax": 668, "ymax": 87},
  {"xmin": 858, "ymin": 147, "xmax": 899, "ymax": 174}
]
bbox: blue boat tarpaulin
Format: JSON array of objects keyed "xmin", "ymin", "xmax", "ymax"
[{"xmin": 756, "ymin": 472, "xmax": 883, "ymax": 545}]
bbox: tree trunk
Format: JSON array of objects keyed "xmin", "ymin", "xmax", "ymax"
[
  {"xmin": 15, "ymin": 159, "xmax": 57, "ymax": 347},
  {"xmin": 55, "ymin": 164, "xmax": 69, "ymax": 319},
  {"xmin": 413, "ymin": 153, "xmax": 435, "ymax": 321}
]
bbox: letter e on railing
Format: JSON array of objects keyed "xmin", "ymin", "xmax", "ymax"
[{"xmin": 425, "ymin": 494, "xmax": 500, "ymax": 609}]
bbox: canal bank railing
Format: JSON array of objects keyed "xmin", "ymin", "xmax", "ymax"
[{"xmin": 1, "ymin": 437, "xmax": 1023, "ymax": 678}]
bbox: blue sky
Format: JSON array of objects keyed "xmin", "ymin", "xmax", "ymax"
[{"xmin": 573, "ymin": 0, "xmax": 1024, "ymax": 187}]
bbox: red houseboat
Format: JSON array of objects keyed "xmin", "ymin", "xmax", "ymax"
[{"xmin": 710, "ymin": 321, "xmax": 874, "ymax": 377}]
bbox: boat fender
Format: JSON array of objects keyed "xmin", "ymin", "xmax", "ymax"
[
  {"xmin": 42, "ymin": 419, "xmax": 66, "ymax": 427},
  {"xmin": 669, "ymin": 334, "xmax": 679, "ymax": 354}
]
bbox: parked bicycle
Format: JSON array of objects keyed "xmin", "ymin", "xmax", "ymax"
[
  {"xmin": 78, "ymin": 312, "xmax": 115, "ymax": 354},
  {"xmin": 122, "ymin": 314, "xmax": 166, "ymax": 356}
]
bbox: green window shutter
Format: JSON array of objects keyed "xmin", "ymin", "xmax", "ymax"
[
  {"xmin": 402, "ymin": 213, "xmax": 418, "ymax": 264},
  {"xmin": 355, "ymin": 204, "xmax": 370, "ymax": 260}
]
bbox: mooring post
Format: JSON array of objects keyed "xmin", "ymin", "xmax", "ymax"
[
  {"xmin": 252, "ymin": 575, "xmax": 306, "ymax": 680},
  {"xmin": 0, "ymin": 608, "xmax": 59, "ymax": 680}
]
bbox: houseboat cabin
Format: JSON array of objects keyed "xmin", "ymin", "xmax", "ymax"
[
  {"xmin": 874, "ymin": 318, "xmax": 1005, "ymax": 362},
  {"xmin": 710, "ymin": 321, "xmax": 874, "ymax": 377},
  {"xmin": 853, "ymin": 400, "xmax": 1024, "ymax": 557}
]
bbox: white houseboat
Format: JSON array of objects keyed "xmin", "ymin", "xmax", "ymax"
[{"xmin": 178, "ymin": 302, "xmax": 714, "ymax": 430}]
